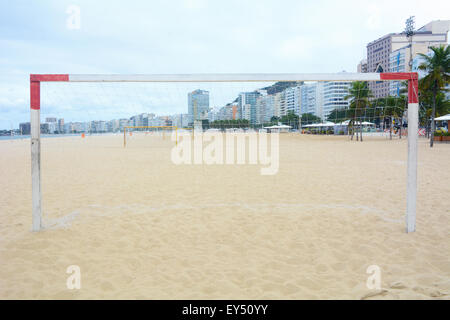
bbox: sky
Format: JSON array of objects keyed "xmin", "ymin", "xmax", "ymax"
[{"xmin": 0, "ymin": 0, "xmax": 449, "ymax": 129}]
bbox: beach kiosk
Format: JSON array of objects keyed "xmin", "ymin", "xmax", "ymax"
[
  {"xmin": 303, "ymin": 122, "xmax": 335, "ymax": 134},
  {"xmin": 434, "ymin": 114, "xmax": 450, "ymax": 131},
  {"xmin": 263, "ymin": 124, "xmax": 292, "ymax": 133},
  {"xmin": 434, "ymin": 114, "xmax": 450, "ymax": 142}
]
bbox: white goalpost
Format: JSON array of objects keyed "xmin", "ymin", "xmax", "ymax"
[{"xmin": 30, "ymin": 73, "xmax": 419, "ymax": 233}]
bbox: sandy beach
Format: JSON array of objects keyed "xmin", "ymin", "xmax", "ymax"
[{"xmin": 0, "ymin": 133, "xmax": 449, "ymax": 299}]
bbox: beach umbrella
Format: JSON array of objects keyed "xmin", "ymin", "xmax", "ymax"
[{"xmin": 434, "ymin": 114, "xmax": 450, "ymax": 121}]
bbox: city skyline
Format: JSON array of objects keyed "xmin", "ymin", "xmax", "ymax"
[
  {"xmin": 3, "ymin": 37, "xmax": 449, "ymax": 133},
  {"xmin": 5, "ymin": 78, "xmax": 351, "ymax": 133},
  {"xmin": 1, "ymin": 0, "xmax": 449, "ymax": 129}
]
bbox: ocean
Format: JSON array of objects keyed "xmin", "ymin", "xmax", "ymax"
[{"xmin": 0, "ymin": 133, "xmax": 116, "ymax": 141}]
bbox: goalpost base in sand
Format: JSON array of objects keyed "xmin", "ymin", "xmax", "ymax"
[{"xmin": 30, "ymin": 73, "xmax": 419, "ymax": 233}]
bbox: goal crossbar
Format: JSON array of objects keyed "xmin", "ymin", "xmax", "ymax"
[
  {"xmin": 30, "ymin": 72, "xmax": 417, "ymax": 82},
  {"xmin": 29, "ymin": 73, "xmax": 419, "ymax": 233}
]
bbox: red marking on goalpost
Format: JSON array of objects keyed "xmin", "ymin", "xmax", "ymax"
[
  {"xmin": 380, "ymin": 72, "xmax": 419, "ymax": 104},
  {"xmin": 407, "ymin": 77, "xmax": 419, "ymax": 104},
  {"xmin": 30, "ymin": 74, "xmax": 69, "ymax": 82},
  {"xmin": 30, "ymin": 81, "xmax": 40, "ymax": 110},
  {"xmin": 379, "ymin": 72, "xmax": 417, "ymax": 80},
  {"xmin": 30, "ymin": 74, "xmax": 69, "ymax": 110}
]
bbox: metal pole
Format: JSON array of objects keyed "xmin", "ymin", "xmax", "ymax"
[
  {"xmin": 30, "ymin": 80, "xmax": 42, "ymax": 231},
  {"xmin": 406, "ymin": 102, "xmax": 418, "ymax": 233}
]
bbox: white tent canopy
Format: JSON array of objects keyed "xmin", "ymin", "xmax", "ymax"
[
  {"xmin": 336, "ymin": 120, "xmax": 375, "ymax": 126},
  {"xmin": 302, "ymin": 122, "xmax": 335, "ymax": 128},
  {"xmin": 434, "ymin": 114, "xmax": 450, "ymax": 121},
  {"xmin": 263, "ymin": 124, "xmax": 292, "ymax": 129}
]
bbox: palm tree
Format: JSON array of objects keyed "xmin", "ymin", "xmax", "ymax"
[
  {"xmin": 417, "ymin": 45, "xmax": 450, "ymax": 147},
  {"xmin": 420, "ymin": 89, "xmax": 450, "ymax": 129},
  {"xmin": 344, "ymin": 81, "xmax": 373, "ymax": 142}
]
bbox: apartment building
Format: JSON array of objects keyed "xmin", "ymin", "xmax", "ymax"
[{"xmin": 366, "ymin": 20, "xmax": 449, "ymax": 98}]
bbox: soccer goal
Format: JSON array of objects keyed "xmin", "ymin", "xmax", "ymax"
[{"xmin": 29, "ymin": 73, "xmax": 419, "ymax": 233}]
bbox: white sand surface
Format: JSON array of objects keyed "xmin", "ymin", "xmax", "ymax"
[{"xmin": 0, "ymin": 133, "xmax": 449, "ymax": 299}]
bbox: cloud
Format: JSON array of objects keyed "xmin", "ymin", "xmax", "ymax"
[
  {"xmin": 0, "ymin": 81, "xmax": 28, "ymax": 109},
  {"xmin": 183, "ymin": 0, "xmax": 207, "ymax": 9},
  {"xmin": 278, "ymin": 36, "xmax": 316, "ymax": 60},
  {"xmin": 66, "ymin": 5, "xmax": 81, "ymax": 30}
]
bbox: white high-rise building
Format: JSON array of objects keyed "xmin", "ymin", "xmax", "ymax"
[
  {"xmin": 366, "ymin": 20, "xmax": 449, "ymax": 98},
  {"xmin": 284, "ymin": 86, "xmax": 302, "ymax": 115},
  {"xmin": 263, "ymin": 95, "xmax": 276, "ymax": 123},
  {"xmin": 322, "ymin": 82, "xmax": 351, "ymax": 120},
  {"xmin": 270, "ymin": 92, "xmax": 281, "ymax": 118},
  {"xmin": 255, "ymin": 97, "xmax": 264, "ymax": 124},
  {"xmin": 297, "ymin": 82, "xmax": 349, "ymax": 120},
  {"xmin": 181, "ymin": 114, "xmax": 190, "ymax": 127},
  {"xmin": 47, "ymin": 122, "xmax": 58, "ymax": 133},
  {"xmin": 388, "ymin": 40, "xmax": 448, "ymax": 96},
  {"xmin": 301, "ymin": 82, "xmax": 324, "ymax": 119},
  {"xmin": 169, "ymin": 114, "xmax": 182, "ymax": 128},
  {"xmin": 412, "ymin": 47, "xmax": 450, "ymax": 100},
  {"xmin": 242, "ymin": 104, "xmax": 251, "ymax": 121},
  {"xmin": 188, "ymin": 89, "xmax": 210, "ymax": 124},
  {"xmin": 217, "ymin": 103, "xmax": 238, "ymax": 121},
  {"xmin": 256, "ymin": 94, "xmax": 277, "ymax": 124},
  {"xmin": 119, "ymin": 119, "xmax": 130, "ymax": 131},
  {"xmin": 238, "ymin": 91, "xmax": 261, "ymax": 124},
  {"xmin": 207, "ymin": 108, "xmax": 217, "ymax": 122}
]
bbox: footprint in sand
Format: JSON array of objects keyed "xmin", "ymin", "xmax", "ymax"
[
  {"xmin": 413, "ymin": 286, "xmax": 447, "ymax": 298},
  {"xmin": 360, "ymin": 289, "xmax": 389, "ymax": 300},
  {"xmin": 100, "ymin": 281, "xmax": 115, "ymax": 292}
]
